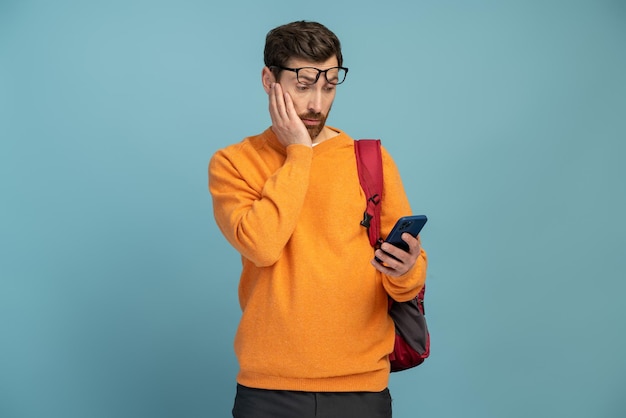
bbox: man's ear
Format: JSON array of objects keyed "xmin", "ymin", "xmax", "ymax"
[{"xmin": 262, "ymin": 66, "xmax": 275, "ymax": 94}]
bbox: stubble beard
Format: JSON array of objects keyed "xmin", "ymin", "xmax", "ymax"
[{"xmin": 300, "ymin": 111, "xmax": 329, "ymax": 141}]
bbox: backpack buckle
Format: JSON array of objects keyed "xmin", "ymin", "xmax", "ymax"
[{"xmin": 360, "ymin": 211, "xmax": 373, "ymax": 228}]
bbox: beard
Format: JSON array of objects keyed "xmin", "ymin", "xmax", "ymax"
[{"xmin": 299, "ymin": 110, "xmax": 328, "ymax": 141}]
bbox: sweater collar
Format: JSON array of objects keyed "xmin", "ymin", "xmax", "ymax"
[{"xmin": 263, "ymin": 126, "xmax": 348, "ymax": 154}]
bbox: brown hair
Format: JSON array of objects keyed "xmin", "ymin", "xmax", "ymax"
[{"xmin": 264, "ymin": 21, "xmax": 343, "ymax": 79}]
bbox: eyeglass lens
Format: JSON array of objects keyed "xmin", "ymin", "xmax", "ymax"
[{"xmin": 297, "ymin": 67, "xmax": 347, "ymax": 85}]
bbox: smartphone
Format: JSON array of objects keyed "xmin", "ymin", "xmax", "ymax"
[{"xmin": 376, "ymin": 215, "xmax": 427, "ymax": 262}]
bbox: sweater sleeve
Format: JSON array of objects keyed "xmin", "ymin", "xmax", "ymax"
[
  {"xmin": 378, "ymin": 147, "xmax": 428, "ymax": 302},
  {"xmin": 209, "ymin": 142, "xmax": 313, "ymax": 267}
]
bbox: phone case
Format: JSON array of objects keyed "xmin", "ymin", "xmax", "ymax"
[{"xmin": 384, "ymin": 215, "xmax": 428, "ymax": 252}]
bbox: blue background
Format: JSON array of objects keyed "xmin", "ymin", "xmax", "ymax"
[{"xmin": 1, "ymin": 1, "xmax": 625, "ymax": 417}]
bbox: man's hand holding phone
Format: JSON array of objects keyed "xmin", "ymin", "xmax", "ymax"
[
  {"xmin": 372, "ymin": 215, "xmax": 427, "ymax": 277},
  {"xmin": 268, "ymin": 83, "xmax": 312, "ymax": 147},
  {"xmin": 372, "ymin": 233, "xmax": 421, "ymax": 277}
]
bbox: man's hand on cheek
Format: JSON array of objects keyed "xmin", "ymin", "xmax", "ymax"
[{"xmin": 268, "ymin": 83, "xmax": 312, "ymax": 147}]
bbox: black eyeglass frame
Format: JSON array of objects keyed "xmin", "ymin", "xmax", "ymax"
[{"xmin": 270, "ymin": 65, "xmax": 349, "ymax": 85}]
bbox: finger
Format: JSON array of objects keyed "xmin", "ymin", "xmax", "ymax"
[
  {"xmin": 268, "ymin": 89, "xmax": 279, "ymax": 126},
  {"xmin": 272, "ymin": 83, "xmax": 288, "ymax": 120},
  {"xmin": 375, "ymin": 249, "xmax": 404, "ymax": 269},
  {"xmin": 399, "ymin": 233, "xmax": 422, "ymax": 256},
  {"xmin": 380, "ymin": 243, "xmax": 407, "ymax": 262},
  {"xmin": 371, "ymin": 257, "xmax": 406, "ymax": 277},
  {"xmin": 270, "ymin": 84, "xmax": 292, "ymax": 130},
  {"xmin": 282, "ymin": 89, "xmax": 296, "ymax": 119},
  {"xmin": 402, "ymin": 232, "xmax": 419, "ymax": 247}
]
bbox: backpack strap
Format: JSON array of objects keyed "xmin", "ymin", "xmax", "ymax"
[
  {"xmin": 355, "ymin": 139, "xmax": 431, "ymax": 372},
  {"xmin": 354, "ymin": 139, "xmax": 383, "ymax": 248}
]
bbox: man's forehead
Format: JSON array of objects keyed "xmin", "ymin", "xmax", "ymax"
[{"xmin": 285, "ymin": 57, "xmax": 339, "ymax": 69}]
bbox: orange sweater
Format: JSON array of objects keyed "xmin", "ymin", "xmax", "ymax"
[{"xmin": 208, "ymin": 127, "xmax": 427, "ymax": 392}]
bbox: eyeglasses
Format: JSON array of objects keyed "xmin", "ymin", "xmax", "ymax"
[{"xmin": 271, "ymin": 66, "xmax": 349, "ymax": 85}]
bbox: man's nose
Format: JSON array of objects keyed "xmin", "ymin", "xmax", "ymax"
[{"xmin": 307, "ymin": 89, "xmax": 323, "ymax": 114}]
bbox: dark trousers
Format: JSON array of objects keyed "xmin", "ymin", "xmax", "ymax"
[{"xmin": 232, "ymin": 384, "xmax": 393, "ymax": 418}]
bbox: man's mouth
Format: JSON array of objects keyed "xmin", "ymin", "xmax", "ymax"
[{"xmin": 302, "ymin": 119, "xmax": 321, "ymax": 126}]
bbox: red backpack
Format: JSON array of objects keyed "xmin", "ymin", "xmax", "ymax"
[{"xmin": 355, "ymin": 139, "xmax": 430, "ymax": 372}]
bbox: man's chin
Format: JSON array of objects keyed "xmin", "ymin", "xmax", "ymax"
[{"xmin": 307, "ymin": 125, "xmax": 324, "ymax": 141}]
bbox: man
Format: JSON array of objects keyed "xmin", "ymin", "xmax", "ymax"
[{"xmin": 209, "ymin": 21, "xmax": 427, "ymax": 418}]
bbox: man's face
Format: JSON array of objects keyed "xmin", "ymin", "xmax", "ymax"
[{"xmin": 276, "ymin": 57, "xmax": 339, "ymax": 140}]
